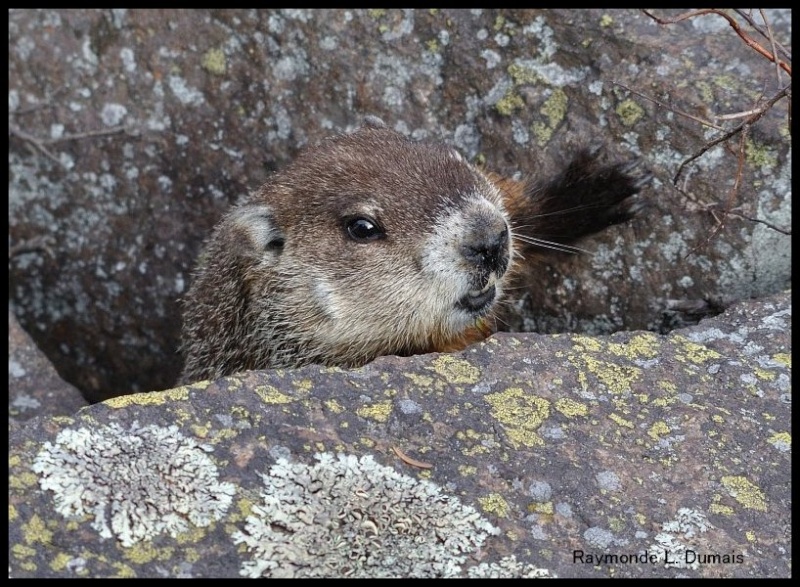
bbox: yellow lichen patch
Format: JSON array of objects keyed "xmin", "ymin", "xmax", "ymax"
[
  {"xmin": 744, "ymin": 137, "xmax": 778, "ymax": 169},
  {"xmin": 746, "ymin": 531, "xmax": 756, "ymax": 542},
  {"xmin": 600, "ymin": 14, "xmax": 614, "ymax": 27},
  {"xmin": 673, "ymin": 336, "xmax": 723, "ymax": 364},
  {"xmin": 111, "ymin": 562, "xmax": 136, "ymax": 578},
  {"xmin": 531, "ymin": 121, "xmax": 553, "ymax": 147},
  {"xmin": 293, "ymin": 379, "xmax": 314, "ymax": 393},
  {"xmin": 721, "ymin": 476, "xmax": 768, "ymax": 512},
  {"xmin": 103, "ymin": 385, "xmax": 192, "ymax": 408},
  {"xmin": 647, "ymin": 421, "xmax": 670, "ymax": 441},
  {"xmin": 174, "ymin": 524, "xmax": 208, "ymax": 546},
  {"xmin": 201, "ymin": 47, "xmax": 226, "ymax": 75},
  {"xmin": 709, "ymin": 503, "xmax": 735, "ymax": 516},
  {"xmin": 403, "ymin": 372, "xmax": 434, "ymax": 387},
  {"xmin": 711, "ymin": 414, "xmax": 724, "ymax": 423},
  {"xmin": 356, "ymin": 400, "xmax": 392, "ymax": 423},
  {"xmin": 540, "ymin": 88, "xmax": 568, "ymax": 130},
  {"xmin": 324, "ymin": 399, "xmax": 344, "ymax": 413},
  {"xmin": 49, "ymin": 552, "xmax": 72, "ymax": 572},
  {"xmin": 22, "ymin": 514, "xmax": 53, "ymax": 545},
  {"xmin": 458, "ymin": 465, "xmax": 477, "ymax": 476},
  {"xmin": 190, "ymin": 423, "xmax": 211, "ymax": 438},
  {"xmin": 9, "ymin": 504, "xmax": 18, "ymax": 521},
  {"xmin": 462, "ymin": 444, "xmax": 491, "ymax": 456},
  {"xmin": 184, "ymin": 547, "xmax": 201, "ymax": 564},
  {"xmin": 495, "ymin": 90, "xmax": 525, "ymax": 116},
  {"xmin": 11, "ymin": 543, "xmax": 36, "ymax": 559},
  {"xmin": 235, "ymin": 498, "xmax": 255, "ymax": 520},
  {"xmin": 9, "ymin": 470, "xmax": 38, "ymax": 490},
  {"xmin": 576, "ymin": 369, "xmax": 589, "ymax": 392},
  {"xmin": 584, "ymin": 356, "xmax": 642, "ymax": 394},
  {"xmin": 123, "ymin": 541, "xmax": 174, "ymax": 564},
  {"xmin": 608, "ymin": 333, "xmax": 661, "ymax": 360},
  {"xmin": 609, "ymin": 413, "xmax": 634, "ymax": 429},
  {"xmin": 754, "ymin": 368, "xmax": 776, "ymax": 381},
  {"xmin": 609, "ymin": 517, "xmax": 626, "ymax": 533},
  {"xmin": 572, "ymin": 335, "xmax": 603, "ymax": 352},
  {"xmin": 478, "ymin": 493, "xmax": 510, "ymax": 518},
  {"xmin": 528, "ymin": 502, "xmax": 554, "ymax": 515},
  {"xmin": 359, "ymin": 437, "xmax": 376, "ymax": 448},
  {"xmin": 772, "ymin": 353, "xmax": 791, "ymax": 368},
  {"xmin": 430, "ymin": 355, "xmax": 481, "ymax": 384},
  {"xmin": 616, "ymin": 99, "xmax": 645, "ymax": 127},
  {"xmin": 484, "ymin": 388, "xmax": 550, "ymax": 448},
  {"xmin": 658, "ymin": 380, "xmax": 677, "ymax": 393},
  {"xmin": 555, "ymin": 397, "xmax": 589, "ymax": 418},
  {"xmin": 508, "ymin": 62, "xmax": 541, "ymax": 86},
  {"xmin": 254, "ymin": 385, "xmax": 294, "ymax": 404},
  {"xmin": 767, "ymin": 432, "xmax": 791, "ymax": 450}
]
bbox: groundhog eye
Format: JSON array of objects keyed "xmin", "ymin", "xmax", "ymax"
[{"xmin": 346, "ymin": 216, "xmax": 385, "ymax": 242}]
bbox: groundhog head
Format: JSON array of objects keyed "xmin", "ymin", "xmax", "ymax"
[{"xmin": 180, "ymin": 118, "xmax": 512, "ymax": 382}]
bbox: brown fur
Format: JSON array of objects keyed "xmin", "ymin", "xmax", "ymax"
[{"xmin": 180, "ymin": 120, "xmax": 648, "ymax": 383}]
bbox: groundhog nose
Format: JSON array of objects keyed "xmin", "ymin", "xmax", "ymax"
[{"xmin": 461, "ymin": 225, "xmax": 510, "ymax": 276}]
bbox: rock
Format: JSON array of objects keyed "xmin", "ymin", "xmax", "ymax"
[
  {"xmin": 8, "ymin": 292, "xmax": 791, "ymax": 577},
  {"xmin": 8, "ymin": 9, "xmax": 791, "ymax": 400},
  {"xmin": 8, "ymin": 310, "xmax": 88, "ymax": 425}
]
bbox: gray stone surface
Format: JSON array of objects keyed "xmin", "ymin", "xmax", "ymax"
[
  {"xmin": 9, "ymin": 292, "xmax": 791, "ymax": 577},
  {"xmin": 9, "ymin": 9, "xmax": 791, "ymax": 401},
  {"xmin": 8, "ymin": 310, "xmax": 88, "ymax": 425}
]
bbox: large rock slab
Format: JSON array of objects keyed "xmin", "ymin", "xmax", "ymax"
[
  {"xmin": 9, "ymin": 292, "xmax": 791, "ymax": 577},
  {"xmin": 9, "ymin": 9, "xmax": 791, "ymax": 401}
]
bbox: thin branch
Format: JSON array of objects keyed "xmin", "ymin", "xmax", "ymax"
[
  {"xmin": 734, "ymin": 9, "xmax": 791, "ymax": 61},
  {"xmin": 610, "ymin": 81, "xmax": 724, "ymax": 131},
  {"xmin": 642, "ymin": 9, "xmax": 791, "ymax": 76},
  {"xmin": 715, "ymin": 108, "xmax": 763, "ymax": 121},
  {"xmin": 9, "ymin": 123, "xmax": 132, "ymax": 169},
  {"xmin": 9, "ymin": 124, "xmax": 64, "ymax": 168},
  {"xmin": 758, "ymin": 9, "xmax": 785, "ymax": 87},
  {"xmin": 674, "ymin": 84, "xmax": 791, "ymax": 186},
  {"xmin": 716, "ymin": 208, "xmax": 791, "ymax": 236},
  {"xmin": 8, "ymin": 236, "xmax": 55, "ymax": 260}
]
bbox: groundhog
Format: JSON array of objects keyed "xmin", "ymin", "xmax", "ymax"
[{"xmin": 180, "ymin": 117, "xmax": 648, "ymax": 383}]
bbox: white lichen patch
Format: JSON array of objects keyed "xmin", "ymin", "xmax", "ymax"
[
  {"xmin": 233, "ymin": 453, "xmax": 502, "ymax": 578},
  {"xmin": 467, "ymin": 554, "xmax": 552, "ymax": 578},
  {"xmin": 647, "ymin": 508, "xmax": 710, "ymax": 570},
  {"xmin": 32, "ymin": 422, "xmax": 235, "ymax": 547}
]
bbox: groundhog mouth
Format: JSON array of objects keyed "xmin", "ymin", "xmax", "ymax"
[{"xmin": 457, "ymin": 280, "xmax": 497, "ymax": 314}]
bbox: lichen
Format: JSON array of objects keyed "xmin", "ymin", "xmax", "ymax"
[
  {"xmin": 201, "ymin": 48, "xmax": 226, "ymax": 75},
  {"xmin": 720, "ymin": 476, "xmax": 768, "ymax": 511},
  {"xmin": 647, "ymin": 508, "xmax": 710, "ymax": 569},
  {"xmin": 32, "ymin": 422, "xmax": 235, "ymax": 547},
  {"xmin": 430, "ymin": 355, "xmax": 481, "ymax": 384},
  {"xmin": 232, "ymin": 452, "xmax": 502, "ymax": 578},
  {"xmin": 484, "ymin": 388, "xmax": 550, "ymax": 448},
  {"xmin": 466, "ymin": 554, "xmax": 551, "ymax": 578},
  {"xmin": 615, "ymin": 98, "xmax": 645, "ymax": 127}
]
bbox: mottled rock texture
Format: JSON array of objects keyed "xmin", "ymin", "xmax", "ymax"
[
  {"xmin": 9, "ymin": 9, "xmax": 790, "ymax": 401},
  {"xmin": 9, "ymin": 292, "xmax": 791, "ymax": 577}
]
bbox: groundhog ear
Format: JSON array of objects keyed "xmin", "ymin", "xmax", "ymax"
[
  {"xmin": 226, "ymin": 204, "xmax": 285, "ymax": 258},
  {"xmin": 361, "ymin": 115, "xmax": 388, "ymax": 129}
]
